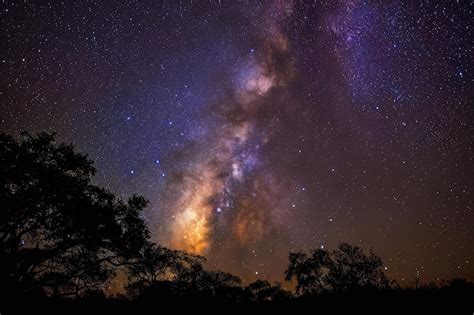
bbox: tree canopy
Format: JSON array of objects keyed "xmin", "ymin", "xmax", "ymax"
[
  {"xmin": 0, "ymin": 131, "xmax": 150, "ymax": 297},
  {"xmin": 285, "ymin": 243, "xmax": 390, "ymax": 295}
]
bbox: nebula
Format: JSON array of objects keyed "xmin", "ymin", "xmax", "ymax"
[{"xmin": 165, "ymin": 1, "xmax": 295, "ymax": 255}]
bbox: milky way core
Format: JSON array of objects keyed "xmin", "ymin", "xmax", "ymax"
[{"xmin": 166, "ymin": 1, "xmax": 296, "ymax": 256}]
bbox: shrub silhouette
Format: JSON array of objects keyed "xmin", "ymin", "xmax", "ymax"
[{"xmin": 246, "ymin": 280, "xmax": 290, "ymax": 302}]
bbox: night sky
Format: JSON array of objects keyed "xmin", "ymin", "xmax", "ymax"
[{"xmin": 1, "ymin": 0, "xmax": 473, "ymax": 286}]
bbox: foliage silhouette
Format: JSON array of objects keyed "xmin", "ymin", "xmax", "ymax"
[
  {"xmin": 285, "ymin": 242, "xmax": 389, "ymax": 295},
  {"xmin": 127, "ymin": 244, "xmax": 190, "ymax": 293},
  {"xmin": 0, "ymin": 131, "xmax": 472, "ymax": 312},
  {"xmin": 0, "ymin": 131, "xmax": 149, "ymax": 297},
  {"xmin": 245, "ymin": 280, "xmax": 290, "ymax": 302}
]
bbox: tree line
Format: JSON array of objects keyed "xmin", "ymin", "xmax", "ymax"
[{"xmin": 1, "ymin": 132, "xmax": 472, "ymax": 311}]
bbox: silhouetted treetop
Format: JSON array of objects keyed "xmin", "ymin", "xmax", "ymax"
[
  {"xmin": 285, "ymin": 243, "xmax": 389, "ymax": 295},
  {"xmin": 0, "ymin": 131, "xmax": 150, "ymax": 297}
]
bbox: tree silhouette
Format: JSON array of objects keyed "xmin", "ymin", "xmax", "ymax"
[
  {"xmin": 173, "ymin": 259, "xmax": 242, "ymax": 298},
  {"xmin": 0, "ymin": 132, "xmax": 150, "ymax": 297},
  {"xmin": 285, "ymin": 243, "xmax": 389, "ymax": 295},
  {"xmin": 131, "ymin": 247, "xmax": 243, "ymax": 301},
  {"xmin": 1, "ymin": 131, "xmax": 472, "ymax": 310},
  {"xmin": 126, "ymin": 243, "xmax": 206, "ymax": 296},
  {"xmin": 327, "ymin": 243, "xmax": 390, "ymax": 291},
  {"xmin": 284, "ymin": 249, "xmax": 331, "ymax": 295}
]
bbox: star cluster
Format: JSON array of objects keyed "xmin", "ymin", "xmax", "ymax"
[{"xmin": 1, "ymin": 0, "xmax": 472, "ymax": 284}]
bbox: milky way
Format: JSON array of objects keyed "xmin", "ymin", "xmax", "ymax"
[
  {"xmin": 1, "ymin": 0, "xmax": 473, "ymax": 284},
  {"xmin": 162, "ymin": 1, "xmax": 295, "ymax": 256}
]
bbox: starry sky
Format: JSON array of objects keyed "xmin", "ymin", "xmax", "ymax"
[{"xmin": 1, "ymin": 0, "xmax": 473, "ymax": 285}]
